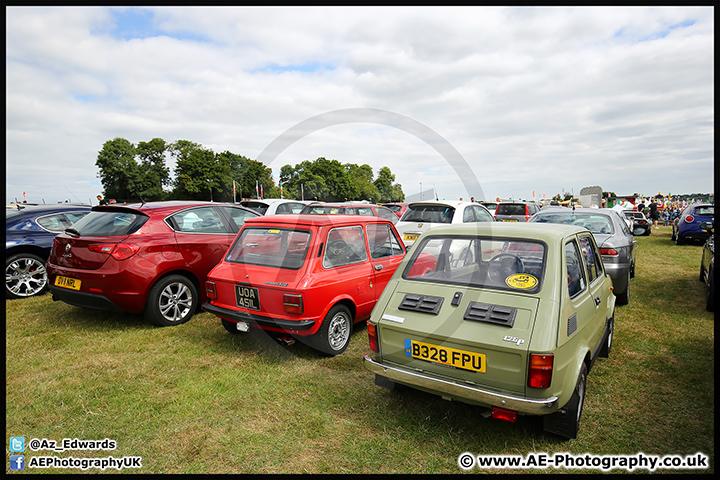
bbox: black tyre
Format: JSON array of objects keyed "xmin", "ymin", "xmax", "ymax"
[
  {"xmin": 675, "ymin": 234, "xmax": 685, "ymax": 245},
  {"xmin": 707, "ymin": 269, "xmax": 714, "ymax": 312},
  {"xmin": 615, "ymin": 270, "xmax": 630, "ymax": 306},
  {"xmin": 144, "ymin": 274, "xmax": 198, "ymax": 326},
  {"xmin": 599, "ymin": 315, "xmax": 614, "ymax": 358},
  {"xmin": 5, "ymin": 253, "xmax": 48, "ymax": 299},
  {"xmin": 312, "ymin": 304, "xmax": 353, "ymax": 356},
  {"xmin": 543, "ymin": 364, "xmax": 587, "ymax": 439}
]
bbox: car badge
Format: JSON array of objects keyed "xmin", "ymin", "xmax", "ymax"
[
  {"xmin": 418, "ymin": 223, "xmax": 423, "ymax": 228},
  {"xmin": 65, "ymin": 244, "xmax": 71, "ymax": 253}
]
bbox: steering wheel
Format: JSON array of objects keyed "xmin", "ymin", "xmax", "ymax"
[
  {"xmin": 488, "ymin": 254, "xmax": 524, "ymax": 283},
  {"xmin": 326, "ymin": 239, "xmax": 348, "ymax": 259}
]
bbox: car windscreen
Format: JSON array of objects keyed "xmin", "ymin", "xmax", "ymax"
[
  {"xmin": 401, "ymin": 205, "xmax": 455, "ymax": 223},
  {"xmin": 531, "ymin": 213, "xmax": 613, "ymax": 234},
  {"xmin": 65, "ymin": 211, "xmax": 149, "ymax": 236},
  {"xmin": 402, "ymin": 235, "xmax": 545, "ymax": 293},
  {"xmin": 225, "ymin": 227, "xmax": 312, "ymax": 270}
]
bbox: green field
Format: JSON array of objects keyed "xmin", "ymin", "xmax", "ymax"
[{"xmin": 5, "ymin": 226, "xmax": 714, "ymax": 474}]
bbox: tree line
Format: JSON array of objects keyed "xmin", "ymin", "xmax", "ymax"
[{"xmin": 95, "ymin": 137, "xmax": 405, "ymax": 204}]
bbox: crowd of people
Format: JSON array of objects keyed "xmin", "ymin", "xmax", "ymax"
[{"xmin": 635, "ymin": 197, "xmax": 690, "ymax": 228}]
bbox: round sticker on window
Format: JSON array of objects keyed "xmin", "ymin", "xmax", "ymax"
[{"xmin": 505, "ymin": 274, "xmax": 538, "ymax": 290}]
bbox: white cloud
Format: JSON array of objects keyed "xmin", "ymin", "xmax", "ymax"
[{"xmin": 5, "ymin": 6, "xmax": 714, "ymax": 204}]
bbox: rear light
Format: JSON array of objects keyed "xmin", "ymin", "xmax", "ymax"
[
  {"xmin": 283, "ymin": 293, "xmax": 303, "ymax": 314},
  {"xmin": 528, "ymin": 353, "xmax": 553, "ymax": 389},
  {"xmin": 88, "ymin": 243, "xmax": 139, "ymax": 260},
  {"xmin": 525, "ymin": 205, "xmax": 530, "ymax": 222},
  {"xmin": 367, "ymin": 321, "xmax": 379, "ymax": 352},
  {"xmin": 491, "ymin": 407, "xmax": 518, "ymax": 423},
  {"xmin": 205, "ymin": 281, "xmax": 217, "ymax": 300},
  {"xmin": 599, "ymin": 248, "xmax": 619, "ymax": 256},
  {"xmin": 685, "ymin": 215, "xmax": 694, "ymax": 223}
]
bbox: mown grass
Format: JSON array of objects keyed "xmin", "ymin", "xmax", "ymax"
[{"xmin": 5, "ymin": 226, "xmax": 714, "ymax": 474}]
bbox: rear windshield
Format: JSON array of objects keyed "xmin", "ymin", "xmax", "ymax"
[
  {"xmin": 301, "ymin": 205, "xmax": 352, "ymax": 214},
  {"xmin": 225, "ymin": 227, "xmax": 312, "ymax": 270},
  {"xmin": 241, "ymin": 202, "xmax": 269, "ymax": 215},
  {"xmin": 531, "ymin": 213, "xmax": 613, "ymax": 235},
  {"xmin": 694, "ymin": 206, "xmax": 714, "ymax": 216},
  {"xmin": 496, "ymin": 204, "xmax": 526, "ymax": 216},
  {"xmin": 402, "ymin": 236, "xmax": 545, "ymax": 293},
  {"xmin": 401, "ymin": 204, "xmax": 455, "ymax": 224},
  {"xmin": 66, "ymin": 211, "xmax": 149, "ymax": 236}
]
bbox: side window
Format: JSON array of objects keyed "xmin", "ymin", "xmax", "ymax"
[
  {"xmin": 565, "ymin": 240, "xmax": 586, "ymax": 298},
  {"xmin": 323, "ymin": 225, "xmax": 367, "ymax": 268},
  {"xmin": 64, "ymin": 211, "xmax": 90, "ymax": 225},
  {"xmin": 357, "ymin": 207, "xmax": 374, "ymax": 217},
  {"xmin": 36, "ymin": 213, "xmax": 69, "ymax": 232},
  {"xmin": 376, "ymin": 207, "xmax": 398, "ymax": 223},
  {"xmin": 463, "ymin": 206, "xmax": 475, "ymax": 222},
  {"xmin": 578, "ymin": 235, "xmax": 603, "ymax": 283},
  {"xmin": 473, "ymin": 205, "xmax": 494, "ymax": 222},
  {"xmin": 221, "ymin": 206, "xmax": 259, "ymax": 232},
  {"xmin": 170, "ymin": 207, "xmax": 226, "ymax": 234},
  {"xmin": 367, "ymin": 224, "xmax": 404, "ymax": 259}
]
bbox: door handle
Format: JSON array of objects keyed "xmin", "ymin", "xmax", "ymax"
[
  {"xmin": 594, "ymin": 296, "xmax": 601, "ymax": 306},
  {"xmin": 374, "ymin": 264, "xmax": 383, "ymax": 271}
]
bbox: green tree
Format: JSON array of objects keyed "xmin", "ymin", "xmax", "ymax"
[
  {"xmin": 95, "ymin": 137, "xmax": 142, "ymax": 202},
  {"xmin": 136, "ymin": 138, "xmax": 171, "ymax": 200},
  {"xmin": 374, "ymin": 166, "xmax": 404, "ymax": 202},
  {"xmin": 171, "ymin": 140, "xmax": 226, "ymax": 200}
]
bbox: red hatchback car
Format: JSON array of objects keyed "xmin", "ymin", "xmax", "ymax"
[
  {"xmin": 46, "ymin": 201, "xmax": 260, "ymax": 326},
  {"xmin": 202, "ymin": 214, "xmax": 410, "ymax": 355}
]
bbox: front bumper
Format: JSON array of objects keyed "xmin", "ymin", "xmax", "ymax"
[
  {"xmin": 202, "ymin": 302, "xmax": 316, "ymax": 332},
  {"xmin": 363, "ymin": 354, "xmax": 558, "ymax": 415}
]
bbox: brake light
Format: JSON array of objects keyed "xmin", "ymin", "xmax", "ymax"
[
  {"xmin": 283, "ymin": 294, "xmax": 303, "ymax": 315},
  {"xmin": 599, "ymin": 248, "xmax": 618, "ymax": 256},
  {"xmin": 491, "ymin": 407, "xmax": 518, "ymax": 423},
  {"xmin": 685, "ymin": 215, "xmax": 694, "ymax": 223},
  {"xmin": 88, "ymin": 243, "xmax": 139, "ymax": 260},
  {"xmin": 525, "ymin": 205, "xmax": 530, "ymax": 222},
  {"xmin": 528, "ymin": 353, "xmax": 553, "ymax": 388},
  {"xmin": 367, "ymin": 321, "xmax": 379, "ymax": 352},
  {"xmin": 205, "ymin": 281, "xmax": 217, "ymax": 300}
]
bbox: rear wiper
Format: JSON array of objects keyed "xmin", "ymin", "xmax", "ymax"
[{"xmin": 64, "ymin": 228, "xmax": 81, "ymax": 237}]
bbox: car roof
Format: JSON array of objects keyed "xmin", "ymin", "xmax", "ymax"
[
  {"xmin": 406, "ymin": 200, "xmax": 483, "ymax": 208},
  {"xmin": 243, "ymin": 213, "xmax": 395, "ymax": 228},
  {"xmin": 7, "ymin": 203, "xmax": 92, "ymax": 218},
  {"xmin": 91, "ymin": 201, "xmax": 250, "ymax": 215},
  {"xmin": 415, "ymin": 221, "xmax": 588, "ymax": 242}
]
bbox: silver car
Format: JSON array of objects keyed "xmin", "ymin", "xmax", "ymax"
[{"xmin": 529, "ymin": 207, "xmax": 637, "ymax": 305}]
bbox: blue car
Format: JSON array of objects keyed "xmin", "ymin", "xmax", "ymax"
[
  {"xmin": 5, "ymin": 203, "xmax": 91, "ymax": 298},
  {"xmin": 672, "ymin": 203, "xmax": 714, "ymax": 245}
]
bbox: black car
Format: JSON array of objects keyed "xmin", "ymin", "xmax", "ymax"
[
  {"xmin": 495, "ymin": 201, "xmax": 540, "ymax": 222},
  {"xmin": 622, "ymin": 210, "xmax": 651, "ymax": 236},
  {"xmin": 6, "ymin": 203, "xmax": 91, "ymax": 298},
  {"xmin": 699, "ymin": 221, "xmax": 714, "ymax": 312}
]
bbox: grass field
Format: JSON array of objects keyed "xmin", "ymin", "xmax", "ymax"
[{"xmin": 5, "ymin": 226, "xmax": 714, "ymax": 474}]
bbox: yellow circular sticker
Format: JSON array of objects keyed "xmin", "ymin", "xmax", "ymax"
[{"xmin": 505, "ymin": 274, "xmax": 538, "ymax": 289}]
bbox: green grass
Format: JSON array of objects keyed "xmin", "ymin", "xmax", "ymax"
[{"xmin": 5, "ymin": 226, "xmax": 714, "ymax": 474}]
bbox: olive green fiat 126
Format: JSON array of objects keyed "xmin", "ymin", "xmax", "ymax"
[{"xmin": 364, "ymin": 222, "xmax": 615, "ymax": 439}]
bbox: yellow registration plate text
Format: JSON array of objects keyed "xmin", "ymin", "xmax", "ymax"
[
  {"xmin": 404, "ymin": 234, "xmax": 419, "ymax": 242},
  {"xmin": 54, "ymin": 276, "xmax": 82, "ymax": 291},
  {"xmin": 502, "ymin": 219, "xmax": 518, "ymax": 222},
  {"xmin": 405, "ymin": 339, "xmax": 486, "ymax": 372}
]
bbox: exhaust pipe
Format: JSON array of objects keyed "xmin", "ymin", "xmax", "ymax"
[{"xmin": 277, "ymin": 336, "xmax": 295, "ymax": 346}]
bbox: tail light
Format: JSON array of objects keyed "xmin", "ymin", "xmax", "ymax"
[
  {"xmin": 367, "ymin": 321, "xmax": 379, "ymax": 352},
  {"xmin": 205, "ymin": 281, "xmax": 217, "ymax": 300},
  {"xmin": 525, "ymin": 205, "xmax": 530, "ymax": 222},
  {"xmin": 283, "ymin": 294, "xmax": 303, "ymax": 314},
  {"xmin": 491, "ymin": 406, "xmax": 518, "ymax": 423},
  {"xmin": 685, "ymin": 215, "xmax": 694, "ymax": 223},
  {"xmin": 88, "ymin": 243, "xmax": 139, "ymax": 261},
  {"xmin": 599, "ymin": 248, "xmax": 619, "ymax": 256},
  {"xmin": 528, "ymin": 353, "xmax": 553, "ymax": 388}
]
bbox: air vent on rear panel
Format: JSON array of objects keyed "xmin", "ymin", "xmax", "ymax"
[
  {"xmin": 463, "ymin": 303, "xmax": 517, "ymax": 327},
  {"xmin": 398, "ymin": 294, "xmax": 443, "ymax": 315}
]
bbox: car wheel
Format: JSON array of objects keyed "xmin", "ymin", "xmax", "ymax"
[
  {"xmin": 144, "ymin": 274, "xmax": 198, "ymax": 326},
  {"xmin": 313, "ymin": 304, "xmax": 353, "ymax": 356},
  {"xmin": 699, "ymin": 264, "xmax": 706, "ymax": 282},
  {"xmin": 5, "ymin": 253, "xmax": 48, "ymax": 299},
  {"xmin": 599, "ymin": 315, "xmax": 614, "ymax": 358},
  {"xmin": 543, "ymin": 364, "xmax": 587, "ymax": 439},
  {"xmin": 675, "ymin": 234, "xmax": 685, "ymax": 245},
  {"xmin": 615, "ymin": 270, "xmax": 630, "ymax": 306},
  {"xmin": 707, "ymin": 268, "xmax": 715, "ymax": 312},
  {"xmin": 670, "ymin": 229, "xmax": 676, "ymax": 241}
]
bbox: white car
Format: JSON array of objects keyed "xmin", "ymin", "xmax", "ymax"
[
  {"xmin": 395, "ymin": 200, "xmax": 495, "ymax": 247},
  {"xmin": 240, "ymin": 199, "xmax": 310, "ymax": 216}
]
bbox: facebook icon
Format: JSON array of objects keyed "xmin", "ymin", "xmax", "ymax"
[{"xmin": 10, "ymin": 455, "xmax": 25, "ymax": 470}]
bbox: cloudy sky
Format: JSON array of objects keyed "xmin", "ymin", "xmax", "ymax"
[{"xmin": 5, "ymin": 6, "xmax": 714, "ymax": 205}]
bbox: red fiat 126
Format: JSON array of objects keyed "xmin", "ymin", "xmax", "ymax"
[{"xmin": 202, "ymin": 214, "xmax": 416, "ymax": 356}]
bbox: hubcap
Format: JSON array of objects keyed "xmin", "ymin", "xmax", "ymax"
[
  {"xmin": 6, "ymin": 257, "xmax": 47, "ymax": 297},
  {"xmin": 158, "ymin": 282, "xmax": 193, "ymax": 323},
  {"xmin": 327, "ymin": 312, "xmax": 350, "ymax": 350}
]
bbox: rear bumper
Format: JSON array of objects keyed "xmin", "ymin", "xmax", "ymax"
[
  {"xmin": 50, "ymin": 285, "xmax": 124, "ymax": 311},
  {"xmin": 363, "ymin": 354, "xmax": 558, "ymax": 415},
  {"xmin": 202, "ymin": 301, "xmax": 316, "ymax": 332}
]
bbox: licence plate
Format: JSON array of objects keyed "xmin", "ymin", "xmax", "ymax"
[
  {"xmin": 404, "ymin": 233, "xmax": 419, "ymax": 242},
  {"xmin": 235, "ymin": 285, "xmax": 260, "ymax": 310},
  {"xmin": 54, "ymin": 275, "xmax": 81, "ymax": 291},
  {"xmin": 502, "ymin": 219, "xmax": 518, "ymax": 222},
  {"xmin": 405, "ymin": 339, "xmax": 486, "ymax": 372}
]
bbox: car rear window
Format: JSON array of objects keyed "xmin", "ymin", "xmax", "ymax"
[
  {"xmin": 225, "ymin": 227, "xmax": 312, "ymax": 270},
  {"xmin": 66, "ymin": 211, "xmax": 148, "ymax": 236},
  {"xmin": 531, "ymin": 213, "xmax": 614, "ymax": 234},
  {"xmin": 402, "ymin": 235, "xmax": 546, "ymax": 292},
  {"xmin": 401, "ymin": 205, "xmax": 455, "ymax": 223},
  {"xmin": 694, "ymin": 206, "xmax": 714, "ymax": 215},
  {"xmin": 496, "ymin": 204, "xmax": 526, "ymax": 216}
]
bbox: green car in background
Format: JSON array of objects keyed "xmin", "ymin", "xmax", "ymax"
[{"xmin": 364, "ymin": 222, "xmax": 615, "ymax": 439}]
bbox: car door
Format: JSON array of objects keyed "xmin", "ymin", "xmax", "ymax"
[{"xmin": 366, "ymin": 223, "xmax": 406, "ymax": 300}]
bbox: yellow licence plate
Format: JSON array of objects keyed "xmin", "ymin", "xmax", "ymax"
[
  {"xmin": 502, "ymin": 219, "xmax": 518, "ymax": 222},
  {"xmin": 405, "ymin": 339, "xmax": 486, "ymax": 372},
  {"xmin": 404, "ymin": 233, "xmax": 419, "ymax": 242},
  {"xmin": 54, "ymin": 276, "xmax": 82, "ymax": 291}
]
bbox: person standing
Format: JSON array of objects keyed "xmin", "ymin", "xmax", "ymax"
[
  {"xmin": 648, "ymin": 198, "xmax": 659, "ymax": 229},
  {"xmin": 97, "ymin": 195, "xmax": 108, "ymax": 206}
]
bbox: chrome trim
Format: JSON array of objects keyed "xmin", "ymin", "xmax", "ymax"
[{"xmin": 364, "ymin": 354, "xmax": 558, "ymax": 415}]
